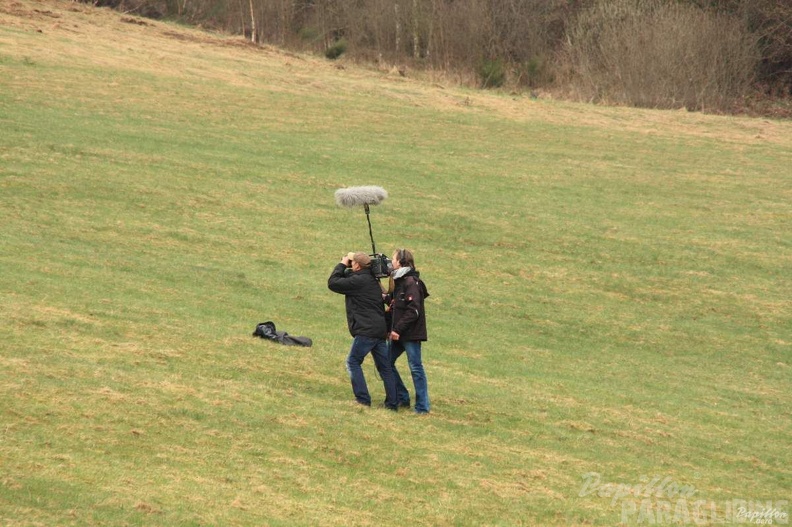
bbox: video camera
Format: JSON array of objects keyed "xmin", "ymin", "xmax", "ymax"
[
  {"xmin": 345, "ymin": 252, "xmax": 392, "ymax": 279},
  {"xmin": 369, "ymin": 253, "xmax": 392, "ymax": 279}
]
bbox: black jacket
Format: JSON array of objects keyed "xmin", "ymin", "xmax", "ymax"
[
  {"xmin": 388, "ymin": 269, "xmax": 429, "ymax": 341},
  {"xmin": 328, "ymin": 263, "xmax": 388, "ymax": 339}
]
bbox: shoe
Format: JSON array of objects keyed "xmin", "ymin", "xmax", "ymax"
[
  {"xmin": 355, "ymin": 400, "xmax": 371, "ymax": 407},
  {"xmin": 399, "ymin": 401, "xmax": 411, "ymax": 408},
  {"xmin": 379, "ymin": 403, "xmax": 398, "ymax": 412}
]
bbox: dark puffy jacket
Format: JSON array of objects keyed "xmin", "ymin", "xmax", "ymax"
[
  {"xmin": 328, "ymin": 263, "xmax": 388, "ymax": 339},
  {"xmin": 389, "ymin": 270, "xmax": 429, "ymax": 341}
]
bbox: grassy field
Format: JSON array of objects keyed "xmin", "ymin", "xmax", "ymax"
[{"xmin": 1, "ymin": 1, "xmax": 790, "ymax": 525}]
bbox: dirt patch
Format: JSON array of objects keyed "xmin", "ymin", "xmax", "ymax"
[
  {"xmin": 120, "ymin": 16, "xmax": 148, "ymax": 26},
  {"xmin": 162, "ymin": 29, "xmax": 197, "ymax": 42},
  {"xmin": 0, "ymin": 2, "xmax": 26, "ymax": 17},
  {"xmin": 33, "ymin": 8, "xmax": 60, "ymax": 18}
]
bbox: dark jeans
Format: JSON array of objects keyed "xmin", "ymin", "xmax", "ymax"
[
  {"xmin": 390, "ymin": 340, "xmax": 430, "ymax": 413},
  {"xmin": 346, "ymin": 336, "xmax": 398, "ymax": 409}
]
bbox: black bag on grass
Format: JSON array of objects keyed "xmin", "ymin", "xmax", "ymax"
[{"xmin": 253, "ymin": 321, "xmax": 312, "ymax": 347}]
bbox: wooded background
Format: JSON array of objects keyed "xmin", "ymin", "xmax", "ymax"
[{"xmin": 88, "ymin": 0, "xmax": 791, "ymax": 113}]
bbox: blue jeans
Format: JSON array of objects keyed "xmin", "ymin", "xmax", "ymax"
[
  {"xmin": 390, "ymin": 340, "xmax": 430, "ymax": 413},
  {"xmin": 346, "ymin": 336, "xmax": 398, "ymax": 409}
]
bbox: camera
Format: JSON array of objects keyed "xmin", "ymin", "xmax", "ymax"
[
  {"xmin": 369, "ymin": 253, "xmax": 392, "ymax": 279},
  {"xmin": 344, "ymin": 252, "xmax": 392, "ymax": 279}
]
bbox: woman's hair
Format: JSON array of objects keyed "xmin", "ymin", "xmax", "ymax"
[{"xmin": 394, "ymin": 248, "xmax": 415, "ymax": 269}]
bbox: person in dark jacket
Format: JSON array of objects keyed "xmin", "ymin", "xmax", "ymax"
[
  {"xmin": 386, "ymin": 248, "xmax": 430, "ymax": 414},
  {"xmin": 328, "ymin": 252, "xmax": 399, "ymax": 410}
]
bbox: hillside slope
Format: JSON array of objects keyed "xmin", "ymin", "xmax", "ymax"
[{"xmin": 1, "ymin": 1, "xmax": 790, "ymax": 526}]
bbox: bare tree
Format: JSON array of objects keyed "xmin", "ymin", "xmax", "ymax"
[{"xmin": 248, "ymin": 0, "xmax": 257, "ymax": 42}]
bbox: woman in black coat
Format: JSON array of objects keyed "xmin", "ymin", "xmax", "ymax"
[{"xmin": 386, "ymin": 248, "xmax": 430, "ymax": 414}]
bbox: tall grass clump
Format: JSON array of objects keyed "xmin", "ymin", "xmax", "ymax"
[{"xmin": 562, "ymin": 0, "xmax": 760, "ymax": 111}]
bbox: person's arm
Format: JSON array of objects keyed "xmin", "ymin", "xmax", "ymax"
[{"xmin": 328, "ymin": 255, "xmax": 358, "ymax": 294}]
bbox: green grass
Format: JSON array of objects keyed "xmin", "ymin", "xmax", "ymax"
[{"xmin": 1, "ymin": 1, "xmax": 790, "ymax": 525}]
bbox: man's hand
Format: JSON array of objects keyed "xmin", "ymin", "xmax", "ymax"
[{"xmin": 389, "ymin": 331, "xmax": 400, "ymax": 341}]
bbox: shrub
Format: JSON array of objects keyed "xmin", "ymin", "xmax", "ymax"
[
  {"xmin": 562, "ymin": 0, "xmax": 759, "ymax": 111},
  {"xmin": 325, "ymin": 39, "xmax": 348, "ymax": 60},
  {"xmin": 298, "ymin": 27, "xmax": 321, "ymax": 44},
  {"xmin": 477, "ymin": 58, "xmax": 506, "ymax": 89},
  {"xmin": 516, "ymin": 56, "xmax": 551, "ymax": 88}
]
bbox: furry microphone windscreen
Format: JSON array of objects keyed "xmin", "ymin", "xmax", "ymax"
[{"xmin": 334, "ymin": 186, "xmax": 388, "ymax": 208}]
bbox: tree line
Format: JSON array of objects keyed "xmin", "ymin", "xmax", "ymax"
[{"xmin": 90, "ymin": 0, "xmax": 791, "ymax": 114}]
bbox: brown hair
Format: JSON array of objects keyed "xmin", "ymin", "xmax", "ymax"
[{"xmin": 394, "ymin": 248, "xmax": 415, "ymax": 269}]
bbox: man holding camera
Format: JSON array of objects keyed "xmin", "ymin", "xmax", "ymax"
[{"xmin": 328, "ymin": 252, "xmax": 399, "ymax": 411}]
